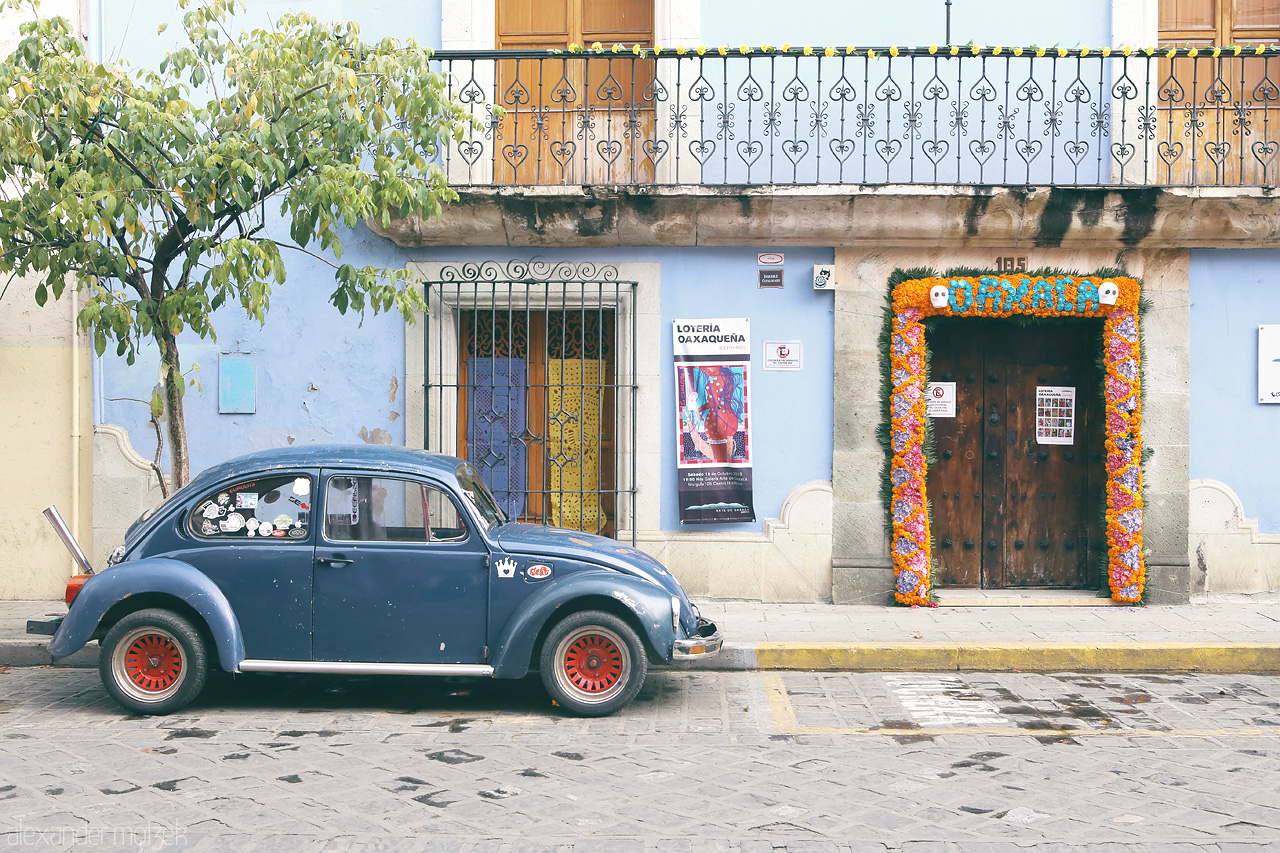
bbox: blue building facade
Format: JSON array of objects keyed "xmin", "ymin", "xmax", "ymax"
[{"xmin": 80, "ymin": 0, "xmax": 1280, "ymax": 603}]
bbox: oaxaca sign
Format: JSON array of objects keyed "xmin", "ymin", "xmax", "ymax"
[{"xmin": 673, "ymin": 318, "xmax": 755, "ymax": 524}]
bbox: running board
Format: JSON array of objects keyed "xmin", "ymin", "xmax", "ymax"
[{"xmin": 238, "ymin": 660, "xmax": 495, "ymax": 677}]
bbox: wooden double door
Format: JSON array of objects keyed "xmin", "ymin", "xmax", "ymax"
[{"xmin": 926, "ymin": 320, "xmax": 1106, "ymax": 589}]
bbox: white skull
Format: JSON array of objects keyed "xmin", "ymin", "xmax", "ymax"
[
  {"xmin": 1099, "ymin": 280, "xmax": 1119, "ymax": 305},
  {"xmin": 930, "ymin": 284, "xmax": 949, "ymax": 308}
]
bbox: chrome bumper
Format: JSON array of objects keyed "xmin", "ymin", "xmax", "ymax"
[{"xmin": 673, "ymin": 622, "xmax": 723, "ymax": 659}]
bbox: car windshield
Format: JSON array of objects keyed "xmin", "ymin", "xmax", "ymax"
[{"xmin": 454, "ymin": 463, "xmax": 507, "ymax": 531}]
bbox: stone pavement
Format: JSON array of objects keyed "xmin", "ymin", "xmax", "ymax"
[
  {"xmin": 5, "ymin": 595, "xmax": 1280, "ymax": 672},
  {"xmin": 3, "ymin": 667, "xmax": 1280, "ymax": 849}
]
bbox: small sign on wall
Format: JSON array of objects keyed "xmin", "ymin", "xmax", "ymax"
[
  {"xmin": 758, "ymin": 268, "xmax": 784, "ymax": 288},
  {"xmin": 1261, "ymin": 325, "xmax": 1280, "ymax": 403},
  {"xmin": 925, "ymin": 382, "xmax": 956, "ymax": 417},
  {"xmin": 763, "ymin": 340, "xmax": 803, "ymax": 371}
]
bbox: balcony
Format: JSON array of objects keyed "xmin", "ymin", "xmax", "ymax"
[{"xmin": 374, "ymin": 46, "xmax": 1280, "ymax": 249}]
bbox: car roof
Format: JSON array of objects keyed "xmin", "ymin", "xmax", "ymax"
[{"xmin": 185, "ymin": 444, "xmax": 465, "ymax": 493}]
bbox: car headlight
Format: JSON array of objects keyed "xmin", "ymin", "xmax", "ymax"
[{"xmin": 671, "ymin": 595, "xmax": 682, "ymax": 633}]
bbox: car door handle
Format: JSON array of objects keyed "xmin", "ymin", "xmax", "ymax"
[{"xmin": 316, "ymin": 557, "xmax": 353, "ymax": 567}]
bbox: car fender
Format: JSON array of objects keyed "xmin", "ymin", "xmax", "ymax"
[
  {"xmin": 490, "ymin": 571, "xmax": 676, "ymax": 679},
  {"xmin": 49, "ymin": 558, "xmax": 246, "ymax": 672}
]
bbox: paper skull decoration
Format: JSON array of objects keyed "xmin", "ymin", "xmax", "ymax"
[
  {"xmin": 1099, "ymin": 280, "xmax": 1119, "ymax": 306},
  {"xmin": 930, "ymin": 284, "xmax": 949, "ymax": 308}
]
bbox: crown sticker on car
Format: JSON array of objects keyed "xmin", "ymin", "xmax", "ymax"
[{"xmin": 495, "ymin": 556, "xmax": 517, "ymax": 578}]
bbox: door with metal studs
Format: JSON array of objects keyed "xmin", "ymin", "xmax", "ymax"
[{"xmin": 926, "ymin": 320, "xmax": 1106, "ymax": 589}]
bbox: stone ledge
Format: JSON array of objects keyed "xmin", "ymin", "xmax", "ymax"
[{"xmin": 370, "ymin": 184, "xmax": 1280, "ymax": 250}]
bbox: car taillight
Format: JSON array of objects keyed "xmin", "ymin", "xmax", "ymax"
[{"xmin": 65, "ymin": 574, "xmax": 91, "ymax": 606}]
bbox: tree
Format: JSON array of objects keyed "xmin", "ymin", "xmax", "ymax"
[{"xmin": 0, "ymin": 0, "xmax": 474, "ymax": 486}]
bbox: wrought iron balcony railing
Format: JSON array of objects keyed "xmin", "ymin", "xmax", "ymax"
[{"xmin": 432, "ymin": 46, "xmax": 1280, "ymax": 189}]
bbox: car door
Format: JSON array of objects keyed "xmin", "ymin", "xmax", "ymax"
[
  {"xmin": 311, "ymin": 470, "xmax": 490, "ymax": 664},
  {"xmin": 164, "ymin": 470, "xmax": 319, "ymax": 661}
]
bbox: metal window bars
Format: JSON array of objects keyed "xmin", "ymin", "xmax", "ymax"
[
  {"xmin": 422, "ymin": 261, "xmax": 638, "ymax": 544},
  {"xmin": 434, "ymin": 46, "xmax": 1280, "ymax": 188}
]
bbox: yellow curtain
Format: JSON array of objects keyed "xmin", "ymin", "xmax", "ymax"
[{"xmin": 547, "ymin": 359, "xmax": 606, "ymax": 534}]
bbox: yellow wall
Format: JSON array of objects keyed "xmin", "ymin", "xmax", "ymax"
[{"xmin": 0, "ymin": 276, "xmax": 93, "ymax": 599}]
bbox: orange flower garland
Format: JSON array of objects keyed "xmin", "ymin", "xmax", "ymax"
[{"xmin": 888, "ymin": 273, "xmax": 1144, "ymax": 604}]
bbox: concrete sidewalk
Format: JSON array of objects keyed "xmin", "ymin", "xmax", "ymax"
[{"xmin": 6, "ymin": 595, "xmax": 1280, "ymax": 672}]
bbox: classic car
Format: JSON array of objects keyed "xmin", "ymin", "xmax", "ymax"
[{"xmin": 29, "ymin": 445, "xmax": 722, "ymax": 716}]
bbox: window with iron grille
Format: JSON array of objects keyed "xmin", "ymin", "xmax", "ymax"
[{"xmin": 421, "ymin": 262, "xmax": 637, "ymax": 543}]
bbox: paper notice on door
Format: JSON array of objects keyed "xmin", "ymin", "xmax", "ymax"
[
  {"xmin": 1035, "ymin": 386, "xmax": 1076, "ymax": 445},
  {"xmin": 925, "ymin": 382, "xmax": 956, "ymax": 418}
]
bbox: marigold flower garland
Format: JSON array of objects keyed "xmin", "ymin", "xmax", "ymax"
[{"xmin": 887, "ymin": 273, "xmax": 1144, "ymax": 605}]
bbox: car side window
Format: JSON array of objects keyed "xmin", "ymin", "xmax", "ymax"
[
  {"xmin": 325, "ymin": 476, "xmax": 468, "ymax": 543},
  {"xmin": 189, "ymin": 474, "xmax": 313, "ymax": 540}
]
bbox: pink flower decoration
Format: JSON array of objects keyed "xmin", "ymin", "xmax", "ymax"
[
  {"xmin": 905, "ymin": 353, "xmax": 923, "ymax": 373},
  {"xmin": 905, "ymin": 446, "xmax": 924, "ymax": 473},
  {"xmin": 1107, "ymin": 411, "xmax": 1129, "ymax": 436},
  {"xmin": 907, "ymin": 551, "xmax": 928, "ymax": 572},
  {"xmin": 904, "ymin": 515, "xmax": 926, "ymax": 539},
  {"xmin": 1106, "ymin": 337, "xmax": 1132, "ymax": 363}
]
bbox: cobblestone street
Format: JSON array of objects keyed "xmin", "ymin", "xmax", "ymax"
[{"xmin": 3, "ymin": 667, "xmax": 1280, "ymax": 850}]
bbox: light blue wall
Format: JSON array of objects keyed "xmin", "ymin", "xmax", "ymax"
[
  {"xmin": 91, "ymin": 0, "xmax": 442, "ymax": 65},
  {"xmin": 102, "ymin": 241, "xmax": 836, "ymax": 533},
  {"xmin": 699, "ymin": 0, "xmax": 1111, "ymax": 48},
  {"xmin": 1190, "ymin": 249, "xmax": 1280, "ymax": 533}
]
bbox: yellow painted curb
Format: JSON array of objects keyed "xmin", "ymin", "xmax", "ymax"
[{"xmin": 753, "ymin": 642, "xmax": 1280, "ymax": 672}]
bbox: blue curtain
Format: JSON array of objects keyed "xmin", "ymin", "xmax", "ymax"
[{"xmin": 467, "ymin": 358, "xmax": 527, "ymax": 521}]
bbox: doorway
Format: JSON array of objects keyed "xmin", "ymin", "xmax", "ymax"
[{"xmin": 926, "ymin": 320, "xmax": 1106, "ymax": 589}]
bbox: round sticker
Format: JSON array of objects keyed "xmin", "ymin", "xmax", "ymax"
[
  {"xmin": 527, "ymin": 564, "xmax": 552, "ymax": 580},
  {"xmin": 287, "ymin": 527, "xmax": 307, "ymax": 538},
  {"xmin": 273, "ymin": 514, "xmax": 293, "ymax": 529},
  {"xmin": 259, "ymin": 522, "xmax": 274, "ymax": 536},
  {"xmin": 246, "ymin": 517, "xmax": 260, "ymax": 531},
  {"xmin": 216, "ymin": 492, "xmax": 230, "ymax": 505},
  {"xmin": 223, "ymin": 512, "xmax": 245, "ymax": 533}
]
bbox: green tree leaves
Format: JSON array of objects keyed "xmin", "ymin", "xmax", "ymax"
[{"xmin": 0, "ymin": 0, "xmax": 473, "ymax": 484}]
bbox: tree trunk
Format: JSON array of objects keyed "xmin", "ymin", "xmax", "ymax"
[{"xmin": 156, "ymin": 324, "xmax": 191, "ymax": 488}]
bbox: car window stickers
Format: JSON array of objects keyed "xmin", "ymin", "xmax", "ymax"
[{"xmin": 192, "ymin": 475, "xmax": 311, "ymax": 540}]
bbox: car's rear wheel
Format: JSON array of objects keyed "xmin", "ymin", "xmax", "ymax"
[
  {"xmin": 100, "ymin": 608, "xmax": 209, "ymax": 716},
  {"xmin": 540, "ymin": 610, "xmax": 647, "ymax": 716}
]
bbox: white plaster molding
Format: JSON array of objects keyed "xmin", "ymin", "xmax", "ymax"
[
  {"xmin": 1189, "ymin": 478, "xmax": 1280, "ymax": 596},
  {"xmin": 1190, "ymin": 478, "xmax": 1280, "ymax": 545},
  {"xmin": 94, "ymin": 423, "xmax": 160, "ymax": 475},
  {"xmin": 634, "ymin": 480, "xmax": 834, "ymax": 602},
  {"xmin": 763, "ymin": 480, "xmax": 834, "ymax": 539}
]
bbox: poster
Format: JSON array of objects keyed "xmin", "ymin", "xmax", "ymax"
[
  {"xmin": 1035, "ymin": 386, "xmax": 1076, "ymax": 445},
  {"xmin": 674, "ymin": 318, "xmax": 755, "ymax": 524}
]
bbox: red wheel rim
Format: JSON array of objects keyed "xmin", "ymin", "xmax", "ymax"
[
  {"xmin": 123, "ymin": 633, "xmax": 184, "ymax": 693},
  {"xmin": 562, "ymin": 632, "xmax": 624, "ymax": 694}
]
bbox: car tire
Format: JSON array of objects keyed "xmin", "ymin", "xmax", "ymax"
[
  {"xmin": 99, "ymin": 608, "xmax": 209, "ymax": 716},
  {"xmin": 540, "ymin": 610, "xmax": 647, "ymax": 717}
]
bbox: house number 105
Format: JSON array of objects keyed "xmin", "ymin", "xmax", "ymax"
[{"xmin": 995, "ymin": 256, "xmax": 1027, "ymax": 272}]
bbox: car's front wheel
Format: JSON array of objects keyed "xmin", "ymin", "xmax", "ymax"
[
  {"xmin": 99, "ymin": 608, "xmax": 209, "ymax": 715},
  {"xmin": 540, "ymin": 610, "xmax": 648, "ymax": 716}
]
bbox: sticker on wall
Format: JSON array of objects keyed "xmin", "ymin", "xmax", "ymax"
[
  {"xmin": 925, "ymin": 382, "xmax": 956, "ymax": 418},
  {"xmin": 1035, "ymin": 386, "xmax": 1076, "ymax": 445}
]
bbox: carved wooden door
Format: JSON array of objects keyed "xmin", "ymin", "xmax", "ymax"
[{"xmin": 927, "ymin": 321, "xmax": 1105, "ymax": 589}]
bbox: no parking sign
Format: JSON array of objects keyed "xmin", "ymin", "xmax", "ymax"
[{"xmin": 925, "ymin": 382, "xmax": 956, "ymax": 418}]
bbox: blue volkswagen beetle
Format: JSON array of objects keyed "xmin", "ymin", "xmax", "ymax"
[{"xmin": 30, "ymin": 445, "xmax": 721, "ymax": 716}]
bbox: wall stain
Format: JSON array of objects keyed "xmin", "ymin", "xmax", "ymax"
[
  {"xmin": 359, "ymin": 426, "xmax": 393, "ymax": 446},
  {"xmin": 389, "ymin": 376, "xmax": 399, "ymax": 404}
]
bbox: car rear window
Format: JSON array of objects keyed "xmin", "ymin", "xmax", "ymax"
[{"xmin": 189, "ymin": 474, "xmax": 313, "ymax": 541}]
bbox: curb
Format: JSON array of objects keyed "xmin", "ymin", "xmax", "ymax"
[
  {"xmin": 0, "ymin": 640, "xmax": 99, "ymax": 668},
  {"xmin": 7, "ymin": 640, "xmax": 1280, "ymax": 674},
  {"xmin": 671, "ymin": 641, "xmax": 1280, "ymax": 673}
]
